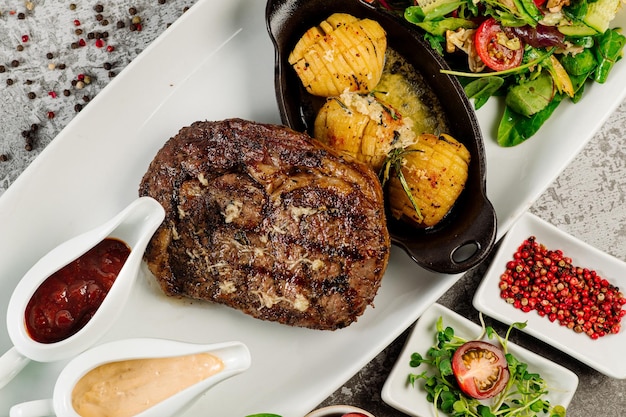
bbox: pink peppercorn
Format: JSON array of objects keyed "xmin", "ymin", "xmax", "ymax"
[{"xmin": 499, "ymin": 236, "xmax": 626, "ymax": 340}]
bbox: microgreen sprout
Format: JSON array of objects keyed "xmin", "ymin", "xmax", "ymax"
[{"xmin": 408, "ymin": 315, "xmax": 566, "ymax": 417}]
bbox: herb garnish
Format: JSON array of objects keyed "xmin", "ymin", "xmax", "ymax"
[{"xmin": 408, "ymin": 316, "xmax": 567, "ymax": 417}]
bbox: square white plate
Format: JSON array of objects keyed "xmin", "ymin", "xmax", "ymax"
[
  {"xmin": 382, "ymin": 303, "xmax": 579, "ymax": 416},
  {"xmin": 473, "ymin": 212, "xmax": 626, "ymax": 379}
]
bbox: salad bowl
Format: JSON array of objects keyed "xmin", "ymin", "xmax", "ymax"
[{"xmin": 266, "ymin": 0, "xmax": 497, "ymax": 274}]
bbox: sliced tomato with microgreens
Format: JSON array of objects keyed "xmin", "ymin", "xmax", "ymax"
[
  {"xmin": 451, "ymin": 340, "xmax": 510, "ymax": 399},
  {"xmin": 475, "ymin": 18, "xmax": 524, "ymax": 71}
]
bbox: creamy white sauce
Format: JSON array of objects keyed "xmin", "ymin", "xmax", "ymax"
[{"xmin": 72, "ymin": 353, "xmax": 224, "ymax": 417}]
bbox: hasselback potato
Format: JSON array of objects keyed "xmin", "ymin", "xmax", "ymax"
[
  {"xmin": 385, "ymin": 133, "xmax": 470, "ymax": 228},
  {"xmin": 288, "ymin": 13, "xmax": 387, "ymax": 97},
  {"xmin": 313, "ymin": 92, "xmax": 416, "ymax": 171},
  {"xmin": 292, "ymin": 12, "xmax": 469, "ymax": 229}
]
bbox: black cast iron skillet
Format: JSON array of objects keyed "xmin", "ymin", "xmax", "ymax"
[{"xmin": 266, "ymin": 0, "xmax": 497, "ymax": 274}]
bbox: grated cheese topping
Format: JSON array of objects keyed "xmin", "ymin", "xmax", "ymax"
[
  {"xmin": 223, "ymin": 200, "xmax": 243, "ymax": 223},
  {"xmin": 338, "ymin": 90, "xmax": 416, "ymax": 153}
]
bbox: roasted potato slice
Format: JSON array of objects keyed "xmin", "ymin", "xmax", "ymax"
[
  {"xmin": 313, "ymin": 92, "xmax": 416, "ymax": 171},
  {"xmin": 288, "ymin": 13, "xmax": 387, "ymax": 97},
  {"xmin": 386, "ymin": 133, "xmax": 470, "ymax": 228}
]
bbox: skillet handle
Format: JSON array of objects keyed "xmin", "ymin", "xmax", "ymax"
[
  {"xmin": 445, "ymin": 198, "xmax": 498, "ymax": 273},
  {"xmin": 392, "ymin": 197, "xmax": 497, "ymax": 275}
]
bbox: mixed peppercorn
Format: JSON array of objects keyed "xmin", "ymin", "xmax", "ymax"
[
  {"xmin": 499, "ymin": 236, "xmax": 626, "ymax": 339},
  {"xmin": 0, "ymin": 1, "xmax": 189, "ymax": 164}
]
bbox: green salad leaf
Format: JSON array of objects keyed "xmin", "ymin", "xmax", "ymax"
[
  {"xmin": 463, "ymin": 76, "xmax": 505, "ymax": 110},
  {"xmin": 505, "ymin": 71, "xmax": 554, "ymax": 117},
  {"xmin": 380, "ymin": 0, "xmax": 626, "ymax": 146},
  {"xmin": 594, "ymin": 28, "xmax": 626, "ymax": 83},
  {"xmin": 498, "ymin": 94, "xmax": 563, "ymax": 147}
]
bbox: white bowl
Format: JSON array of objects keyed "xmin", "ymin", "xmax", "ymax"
[
  {"xmin": 305, "ymin": 405, "xmax": 375, "ymax": 417},
  {"xmin": 382, "ymin": 303, "xmax": 578, "ymax": 416},
  {"xmin": 473, "ymin": 212, "xmax": 626, "ymax": 378}
]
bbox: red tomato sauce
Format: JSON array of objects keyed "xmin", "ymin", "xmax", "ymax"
[{"xmin": 25, "ymin": 238, "xmax": 131, "ymax": 344}]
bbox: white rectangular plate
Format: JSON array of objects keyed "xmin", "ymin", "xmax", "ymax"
[
  {"xmin": 473, "ymin": 212, "xmax": 626, "ymax": 379},
  {"xmin": 382, "ymin": 303, "xmax": 579, "ymax": 416},
  {"xmin": 0, "ymin": 0, "xmax": 624, "ymax": 415}
]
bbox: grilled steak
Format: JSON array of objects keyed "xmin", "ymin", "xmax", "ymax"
[{"xmin": 139, "ymin": 118, "xmax": 390, "ymax": 330}]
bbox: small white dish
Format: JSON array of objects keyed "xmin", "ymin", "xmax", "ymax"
[
  {"xmin": 9, "ymin": 338, "xmax": 251, "ymax": 417},
  {"xmin": 0, "ymin": 197, "xmax": 165, "ymax": 388},
  {"xmin": 381, "ymin": 303, "xmax": 578, "ymax": 417},
  {"xmin": 304, "ymin": 405, "xmax": 375, "ymax": 417},
  {"xmin": 473, "ymin": 212, "xmax": 626, "ymax": 379}
]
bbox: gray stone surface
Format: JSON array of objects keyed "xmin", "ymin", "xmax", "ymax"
[
  {"xmin": 2, "ymin": 1, "xmax": 626, "ymax": 416},
  {"xmin": 0, "ymin": 0, "xmax": 192, "ymax": 193}
]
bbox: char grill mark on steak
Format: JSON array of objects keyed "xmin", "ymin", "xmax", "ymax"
[{"xmin": 139, "ymin": 118, "xmax": 390, "ymax": 330}]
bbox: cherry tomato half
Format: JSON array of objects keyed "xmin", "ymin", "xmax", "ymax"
[
  {"xmin": 475, "ymin": 18, "xmax": 524, "ymax": 71},
  {"xmin": 451, "ymin": 340, "xmax": 510, "ymax": 399}
]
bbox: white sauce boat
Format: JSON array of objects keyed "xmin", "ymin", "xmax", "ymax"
[
  {"xmin": 9, "ymin": 338, "xmax": 252, "ymax": 417},
  {"xmin": 0, "ymin": 197, "xmax": 165, "ymax": 389}
]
